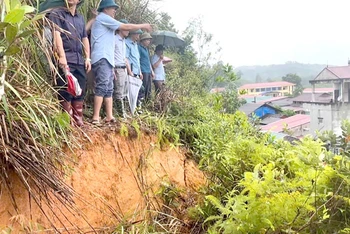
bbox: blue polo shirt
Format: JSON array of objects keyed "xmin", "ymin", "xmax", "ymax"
[
  {"xmin": 126, "ymin": 38, "xmax": 141, "ymax": 75},
  {"xmin": 138, "ymin": 44, "xmax": 151, "ymax": 73},
  {"xmin": 48, "ymin": 8, "xmax": 87, "ymax": 66},
  {"xmin": 91, "ymin": 12, "xmax": 121, "ymax": 66}
]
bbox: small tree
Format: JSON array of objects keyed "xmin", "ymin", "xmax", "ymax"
[
  {"xmin": 212, "ymin": 64, "xmax": 246, "ymax": 114},
  {"xmin": 282, "ymin": 73, "xmax": 303, "ymax": 96}
]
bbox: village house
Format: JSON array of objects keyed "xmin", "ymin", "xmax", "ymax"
[
  {"xmin": 238, "ymin": 81, "xmax": 295, "ymax": 97},
  {"xmin": 238, "ymin": 103, "xmax": 281, "ymax": 120},
  {"xmin": 261, "ymin": 114, "xmax": 311, "ymax": 138},
  {"xmin": 306, "ymin": 62, "xmax": 350, "ymax": 135}
]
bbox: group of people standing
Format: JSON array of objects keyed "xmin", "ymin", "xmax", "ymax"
[{"xmin": 47, "ymin": 0, "xmax": 166, "ymax": 127}]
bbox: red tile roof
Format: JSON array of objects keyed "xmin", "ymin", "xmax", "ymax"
[
  {"xmin": 326, "ymin": 66, "xmax": 350, "ymax": 79},
  {"xmin": 303, "ymin": 88, "xmax": 334, "ymax": 93},
  {"xmin": 261, "ymin": 114, "xmax": 310, "ymax": 132},
  {"xmin": 239, "ymin": 81, "xmax": 295, "ymax": 90}
]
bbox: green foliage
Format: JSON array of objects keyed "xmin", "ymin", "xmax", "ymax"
[
  {"xmin": 282, "ymin": 109, "xmax": 296, "ymax": 117},
  {"xmin": 193, "ymin": 113, "xmax": 350, "ymax": 233},
  {"xmin": 1, "ymin": 0, "xmax": 37, "ymax": 56},
  {"xmin": 144, "ymin": 90, "xmax": 350, "ymax": 233},
  {"xmin": 211, "ymin": 64, "xmax": 246, "ymax": 114},
  {"xmin": 156, "ymin": 180, "xmax": 183, "ymax": 207},
  {"xmin": 282, "ymin": 73, "xmax": 304, "ymax": 96}
]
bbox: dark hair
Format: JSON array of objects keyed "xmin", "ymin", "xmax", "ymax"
[{"xmin": 155, "ymin": 45, "xmax": 164, "ymax": 52}]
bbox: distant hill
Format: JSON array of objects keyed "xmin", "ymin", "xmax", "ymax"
[{"xmin": 235, "ymin": 62, "xmax": 327, "ymax": 87}]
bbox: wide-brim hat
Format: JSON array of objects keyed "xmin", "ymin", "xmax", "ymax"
[
  {"xmin": 98, "ymin": 0, "xmax": 119, "ymax": 12},
  {"xmin": 129, "ymin": 29, "xmax": 143, "ymax": 35},
  {"xmin": 119, "ymin": 19, "xmax": 128, "ymax": 24},
  {"xmin": 140, "ymin": 33, "xmax": 152, "ymax": 41}
]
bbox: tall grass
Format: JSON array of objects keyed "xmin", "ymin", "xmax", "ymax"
[{"xmin": 0, "ymin": 1, "xmax": 90, "ymax": 231}]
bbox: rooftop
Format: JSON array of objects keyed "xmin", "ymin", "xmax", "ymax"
[
  {"xmin": 281, "ymin": 106, "xmax": 305, "ymax": 112},
  {"xmin": 239, "ymin": 103, "xmax": 266, "ymax": 115},
  {"xmin": 239, "ymin": 81, "xmax": 295, "ymax": 90},
  {"xmin": 327, "ymin": 66, "xmax": 350, "ymax": 79},
  {"xmin": 260, "ymin": 116, "xmax": 282, "ymax": 125},
  {"xmin": 290, "ymin": 93, "xmax": 332, "ymax": 103},
  {"xmin": 261, "ymin": 114, "xmax": 310, "ymax": 133},
  {"xmin": 311, "ymin": 65, "xmax": 350, "ymax": 84},
  {"xmin": 263, "ymin": 97, "xmax": 294, "ymax": 107},
  {"xmin": 256, "ymin": 96, "xmax": 289, "ymax": 104},
  {"xmin": 240, "ymin": 95, "xmax": 278, "ymax": 103},
  {"xmin": 238, "ymin": 103, "xmax": 277, "ymax": 116},
  {"xmin": 303, "ymin": 87, "xmax": 334, "ymax": 93}
]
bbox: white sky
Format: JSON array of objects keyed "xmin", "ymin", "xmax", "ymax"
[{"xmin": 153, "ymin": 0, "xmax": 350, "ymax": 67}]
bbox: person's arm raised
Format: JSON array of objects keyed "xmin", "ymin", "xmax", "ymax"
[
  {"xmin": 85, "ymin": 9, "xmax": 98, "ymax": 34},
  {"xmin": 152, "ymin": 55, "xmax": 163, "ymax": 69},
  {"xmin": 119, "ymin": 23, "xmax": 152, "ymax": 32}
]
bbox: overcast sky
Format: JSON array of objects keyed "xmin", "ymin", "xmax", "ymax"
[{"xmin": 153, "ymin": 0, "xmax": 350, "ymax": 67}]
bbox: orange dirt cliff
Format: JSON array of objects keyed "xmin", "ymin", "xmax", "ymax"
[{"xmin": 0, "ymin": 128, "xmax": 205, "ymax": 233}]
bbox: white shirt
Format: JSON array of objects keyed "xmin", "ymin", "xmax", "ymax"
[
  {"xmin": 114, "ymin": 34, "xmax": 126, "ymax": 66},
  {"xmin": 151, "ymin": 54, "xmax": 165, "ymax": 81}
]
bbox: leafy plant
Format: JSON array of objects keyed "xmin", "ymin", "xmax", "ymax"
[{"xmin": 0, "ymin": 0, "xmax": 82, "ymax": 232}]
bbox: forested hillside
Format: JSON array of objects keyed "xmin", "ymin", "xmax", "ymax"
[{"xmin": 235, "ymin": 61, "xmax": 327, "ymax": 86}]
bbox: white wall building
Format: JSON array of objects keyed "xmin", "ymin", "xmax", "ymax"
[
  {"xmin": 303, "ymin": 102, "xmax": 350, "ymax": 135},
  {"xmin": 307, "ymin": 63, "xmax": 350, "ymax": 135}
]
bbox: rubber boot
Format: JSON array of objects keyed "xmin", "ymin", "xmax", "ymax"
[
  {"xmin": 60, "ymin": 100, "xmax": 73, "ymax": 125},
  {"xmin": 116, "ymin": 99, "xmax": 127, "ymax": 119},
  {"xmin": 71, "ymin": 101, "xmax": 84, "ymax": 127},
  {"xmin": 60, "ymin": 100, "xmax": 73, "ymax": 116}
]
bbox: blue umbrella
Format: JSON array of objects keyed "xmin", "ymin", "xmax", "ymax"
[{"xmin": 151, "ymin": 30, "xmax": 185, "ymax": 48}]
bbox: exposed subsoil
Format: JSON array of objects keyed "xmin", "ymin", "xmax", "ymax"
[{"xmin": 0, "ymin": 125, "xmax": 205, "ymax": 233}]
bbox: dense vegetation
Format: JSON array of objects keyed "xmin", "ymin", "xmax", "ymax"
[
  {"xmin": 153, "ymin": 97, "xmax": 350, "ymax": 233},
  {"xmin": 1, "ymin": 0, "xmax": 350, "ymax": 233}
]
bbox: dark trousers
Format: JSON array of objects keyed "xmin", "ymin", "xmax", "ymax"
[
  {"xmin": 140, "ymin": 72, "xmax": 152, "ymax": 102},
  {"xmin": 153, "ymin": 80, "xmax": 164, "ymax": 94},
  {"xmin": 56, "ymin": 64, "xmax": 86, "ymax": 102}
]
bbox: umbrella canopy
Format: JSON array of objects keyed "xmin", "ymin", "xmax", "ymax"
[
  {"xmin": 151, "ymin": 30, "xmax": 185, "ymax": 48},
  {"xmin": 38, "ymin": 0, "xmax": 85, "ymax": 13}
]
